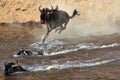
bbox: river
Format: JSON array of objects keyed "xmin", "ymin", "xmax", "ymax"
[{"xmin": 0, "ymin": 25, "xmax": 119, "ymax": 80}]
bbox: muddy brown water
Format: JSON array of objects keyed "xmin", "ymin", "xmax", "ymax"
[{"xmin": 0, "ymin": 25, "xmax": 120, "ymax": 80}]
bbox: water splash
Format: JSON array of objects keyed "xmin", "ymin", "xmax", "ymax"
[
  {"xmin": 29, "ymin": 40, "xmax": 119, "ymax": 56},
  {"xmin": 27, "ymin": 59, "xmax": 116, "ymax": 71}
]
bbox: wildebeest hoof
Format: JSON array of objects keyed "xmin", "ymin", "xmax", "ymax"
[
  {"xmin": 55, "ymin": 29, "xmax": 58, "ymax": 33},
  {"xmin": 58, "ymin": 30, "xmax": 62, "ymax": 34}
]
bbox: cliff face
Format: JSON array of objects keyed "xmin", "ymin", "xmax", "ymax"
[{"xmin": 0, "ymin": 0, "xmax": 120, "ymax": 23}]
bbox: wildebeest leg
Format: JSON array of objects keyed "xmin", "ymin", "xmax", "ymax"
[
  {"xmin": 58, "ymin": 26, "xmax": 64, "ymax": 33},
  {"xmin": 42, "ymin": 30, "xmax": 50, "ymax": 42},
  {"xmin": 55, "ymin": 26, "xmax": 63, "ymax": 33},
  {"xmin": 58, "ymin": 19, "xmax": 69, "ymax": 33},
  {"xmin": 47, "ymin": 24, "xmax": 51, "ymax": 32},
  {"xmin": 63, "ymin": 19, "xmax": 69, "ymax": 30},
  {"xmin": 42, "ymin": 24, "xmax": 52, "ymax": 42}
]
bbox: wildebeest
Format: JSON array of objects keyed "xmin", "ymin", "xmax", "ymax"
[
  {"xmin": 39, "ymin": 5, "xmax": 80, "ymax": 42},
  {"xmin": 15, "ymin": 48, "xmax": 43, "ymax": 56},
  {"xmin": 3, "ymin": 61, "xmax": 28, "ymax": 75}
]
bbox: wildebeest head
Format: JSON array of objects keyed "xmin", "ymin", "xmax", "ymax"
[
  {"xmin": 17, "ymin": 48, "xmax": 30, "ymax": 55},
  {"xmin": 39, "ymin": 5, "xmax": 59, "ymax": 24},
  {"xmin": 3, "ymin": 61, "xmax": 28, "ymax": 75},
  {"xmin": 4, "ymin": 62, "xmax": 15, "ymax": 75},
  {"xmin": 39, "ymin": 6, "xmax": 49, "ymax": 24}
]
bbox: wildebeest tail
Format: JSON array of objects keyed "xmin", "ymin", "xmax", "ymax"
[{"xmin": 70, "ymin": 9, "xmax": 80, "ymax": 19}]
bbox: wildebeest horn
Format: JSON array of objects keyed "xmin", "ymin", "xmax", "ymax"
[
  {"xmin": 39, "ymin": 5, "xmax": 42, "ymax": 12},
  {"xmin": 55, "ymin": 5, "xmax": 58, "ymax": 10},
  {"xmin": 51, "ymin": 5, "xmax": 53, "ymax": 10}
]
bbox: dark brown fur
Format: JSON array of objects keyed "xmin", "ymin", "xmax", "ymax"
[{"xmin": 39, "ymin": 6, "xmax": 80, "ymax": 42}]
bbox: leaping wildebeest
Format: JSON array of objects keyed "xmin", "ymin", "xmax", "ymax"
[{"xmin": 39, "ymin": 5, "xmax": 80, "ymax": 42}]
